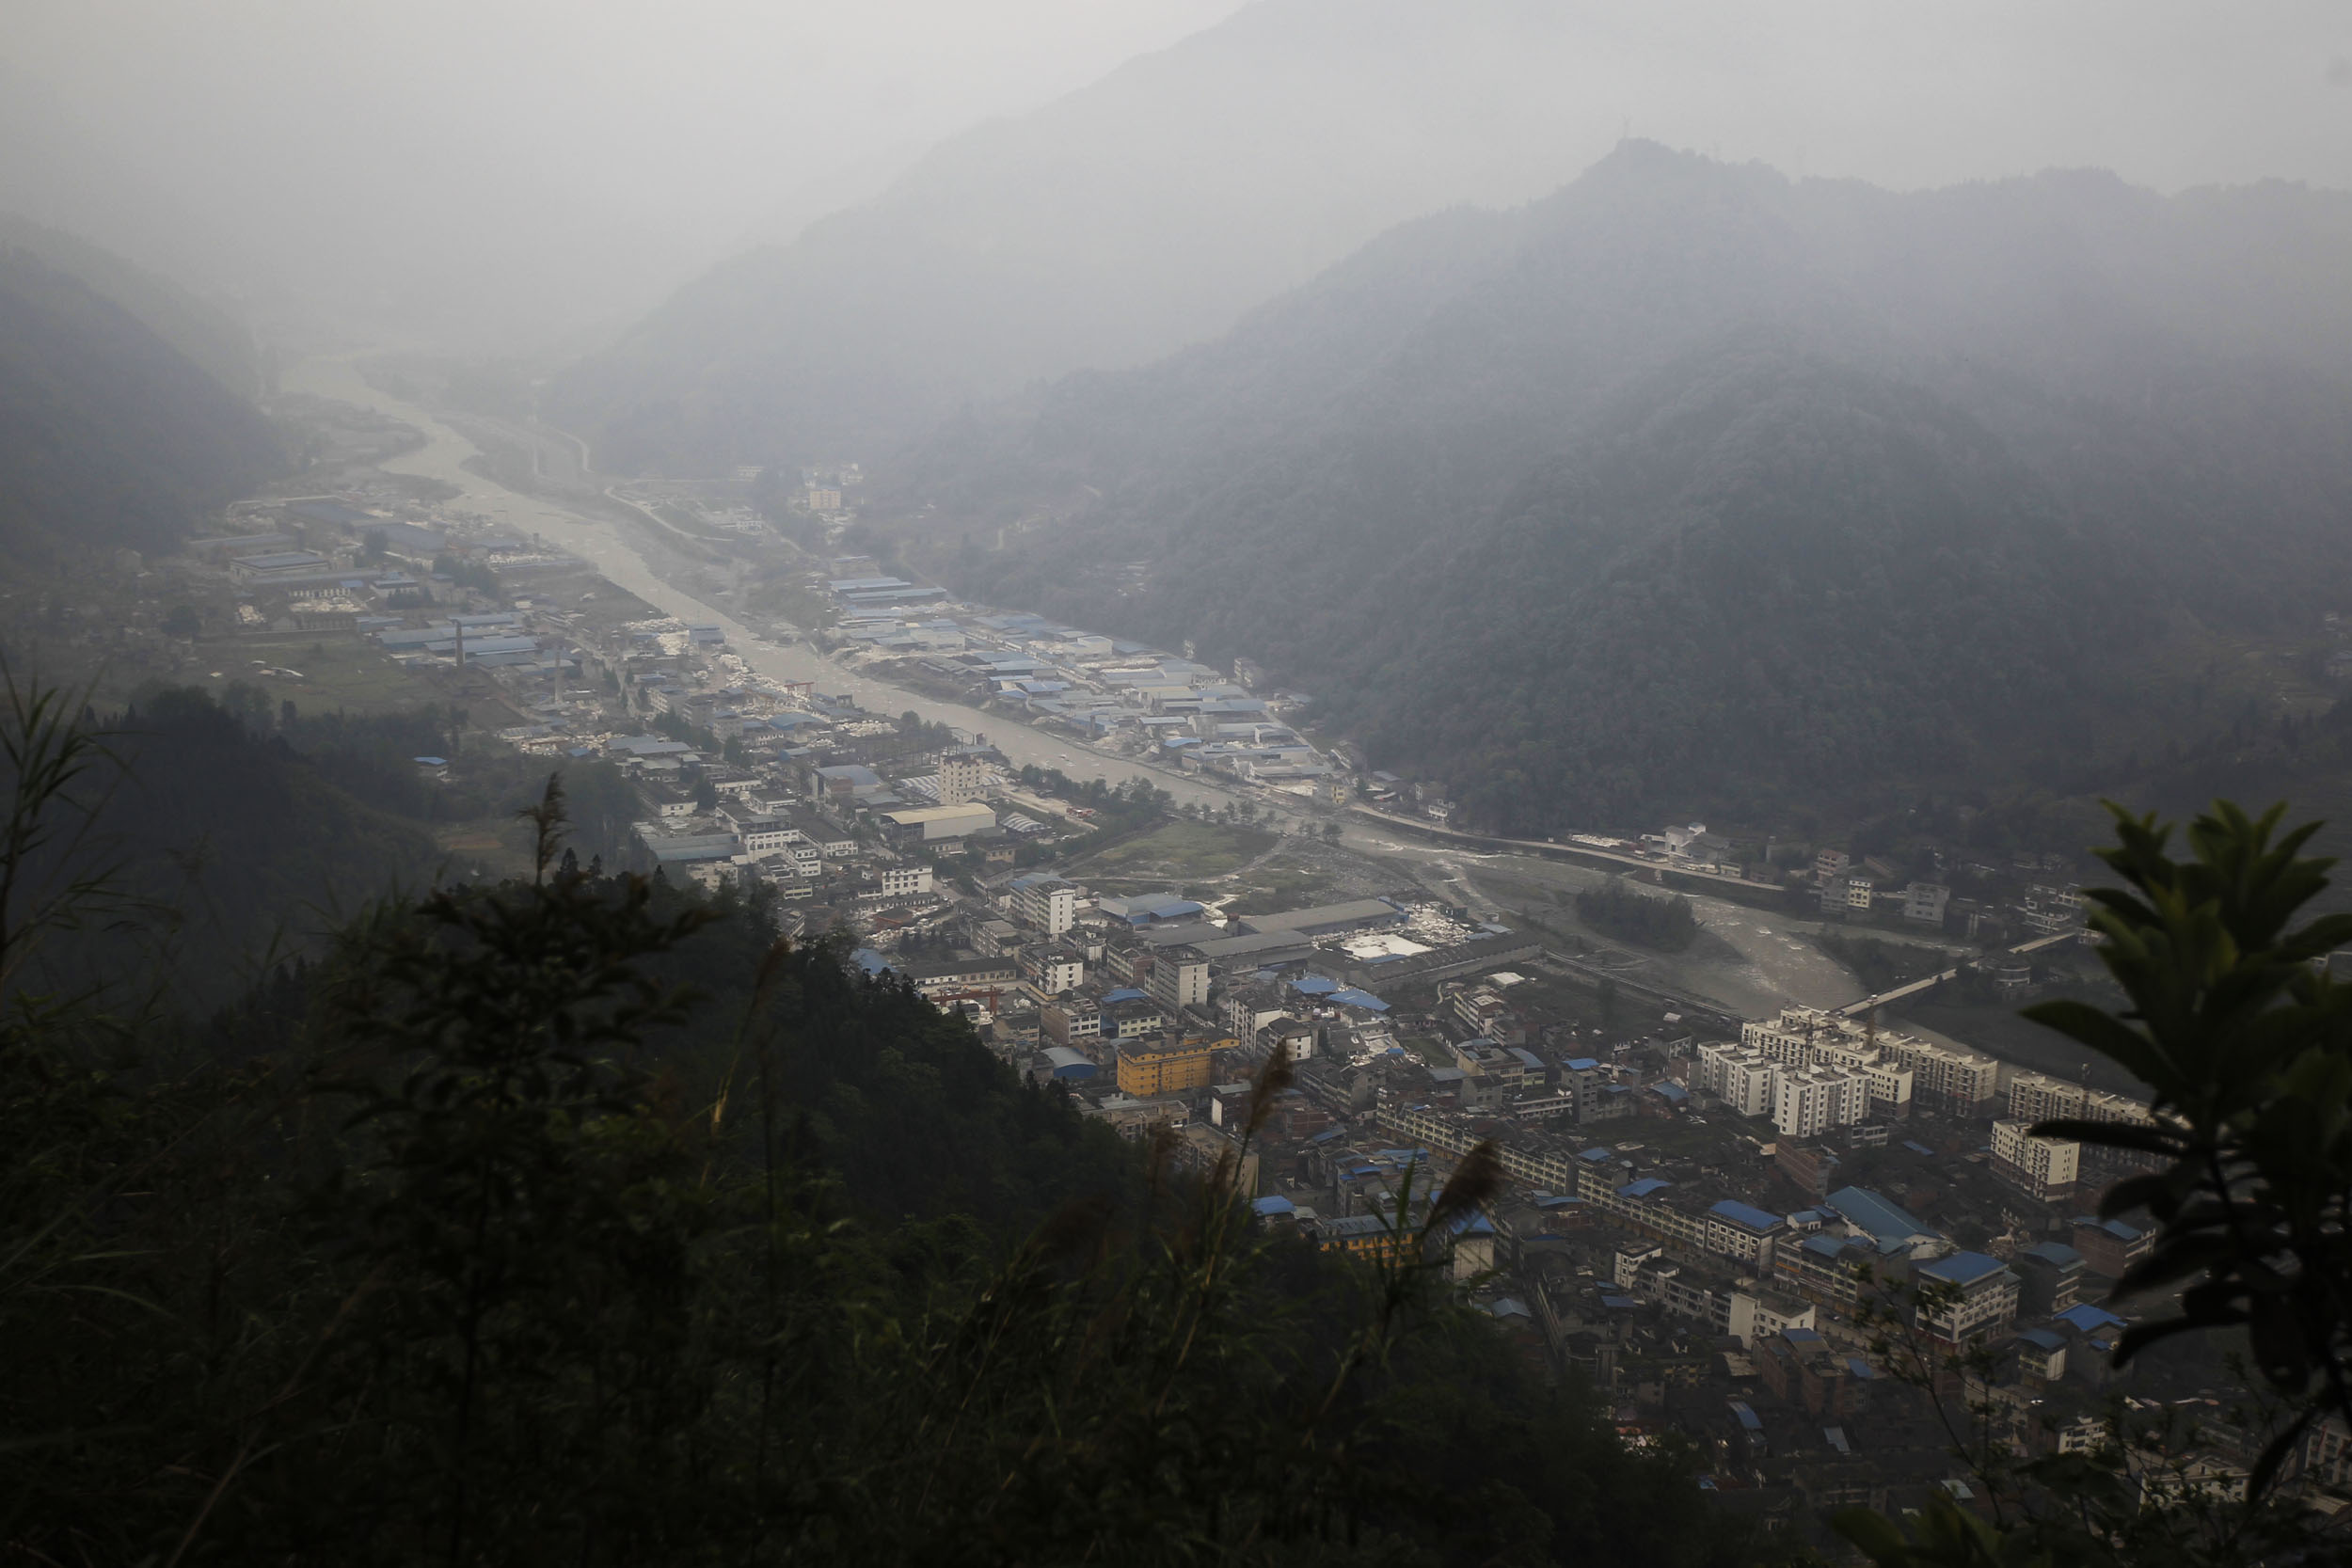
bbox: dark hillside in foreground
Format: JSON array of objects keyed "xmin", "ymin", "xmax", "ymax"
[
  {"xmin": 0, "ymin": 245, "xmax": 279, "ymax": 562},
  {"xmin": 912, "ymin": 146, "xmax": 2352, "ymax": 832}
]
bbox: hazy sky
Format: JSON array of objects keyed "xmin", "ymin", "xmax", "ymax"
[
  {"xmin": 1, "ymin": 0, "xmax": 1246, "ymax": 344},
  {"xmin": 3, "ymin": 0, "xmax": 2345, "ymax": 355}
]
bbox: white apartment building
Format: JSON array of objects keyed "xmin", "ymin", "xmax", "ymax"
[
  {"xmin": 2007, "ymin": 1072, "xmax": 2154, "ymax": 1132},
  {"xmin": 1913, "ymin": 1252, "xmax": 2021, "ymax": 1344},
  {"xmin": 1009, "ymin": 874, "xmax": 1078, "ymax": 936},
  {"xmin": 1023, "ymin": 950, "xmax": 1086, "ymax": 996},
  {"xmin": 1774, "ymin": 1065, "xmax": 1870, "ymax": 1140},
  {"xmin": 937, "ymin": 750, "xmax": 992, "ymax": 806},
  {"xmin": 1695, "ymin": 1041, "xmax": 1779, "ymax": 1117},
  {"xmin": 1990, "ymin": 1118, "xmax": 2081, "ymax": 1201},
  {"xmin": 1883, "ymin": 1035, "xmax": 2001, "ymax": 1111},
  {"xmin": 739, "ymin": 819, "xmax": 795, "ymax": 854},
  {"xmin": 1862, "ymin": 1061, "xmax": 1915, "ymax": 1119},
  {"xmin": 1149, "ymin": 947, "xmax": 1211, "ymax": 1013},
  {"xmin": 880, "ymin": 864, "xmax": 934, "ymax": 898},
  {"xmin": 1736, "ymin": 1006, "xmax": 2000, "ymax": 1121},
  {"xmin": 1903, "ymin": 882, "xmax": 1951, "ymax": 925}
]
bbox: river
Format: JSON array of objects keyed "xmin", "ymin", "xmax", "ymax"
[
  {"xmin": 279, "ymin": 356, "xmax": 1248, "ymax": 815},
  {"xmin": 279, "ymin": 356, "xmax": 1881, "ymax": 1020}
]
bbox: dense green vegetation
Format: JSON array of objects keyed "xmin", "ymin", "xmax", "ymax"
[
  {"xmin": 1575, "ymin": 877, "xmax": 1699, "ymax": 951},
  {"xmin": 0, "ymin": 245, "xmax": 280, "ymax": 561},
  {"xmin": 1812, "ymin": 932, "xmax": 1947, "ymax": 994},
  {"xmin": 914, "ymin": 146, "xmax": 2352, "ymax": 836},
  {"xmin": 0, "ymin": 728, "xmax": 1763, "ymax": 1564},
  {"xmin": 3, "ymin": 680, "xmax": 642, "ymax": 1007}
]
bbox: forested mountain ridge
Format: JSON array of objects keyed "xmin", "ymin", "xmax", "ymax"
[
  {"xmin": 910, "ymin": 145, "xmax": 2352, "ymax": 832},
  {"xmin": 0, "ymin": 210, "xmax": 262, "ymax": 396},
  {"xmin": 545, "ymin": 0, "xmax": 1695, "ymax": 475},
  {"xmin": 0, "ymin": 243, "xmax": 280, "ymax": 562}
]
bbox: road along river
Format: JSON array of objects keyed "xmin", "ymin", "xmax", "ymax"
[
  {"xmin": 282, "ymin": 356, "xmax": 1906, "ymax": 1024},
  {"xmin": 281, "ymin": 356, "xmax": 1247, "ymax": 815}
]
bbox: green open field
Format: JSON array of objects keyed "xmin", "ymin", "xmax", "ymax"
[
  {"xmin": 1223, "ymin": 861, "xmax": 1344, "ymax": 916},
  {"xmin": 185, "ymin": 634, "xmax": 448, "ymax": 715},
  {"xmin": 1069, "ymin": 819, "xmax": 1276, "ymax": 882}
]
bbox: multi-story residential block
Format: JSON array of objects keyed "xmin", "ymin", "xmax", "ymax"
[
  {"xmin": 1772, "ymin": 1231, "xmax": 1883, "ymax": 1307},
  {"xmin": 1040, "ymin": 1000, "xmax": 1103, "ymax": 1046},
  {"xmin": 1225, "ymin": 981, "xmax": 1292, "ymax": 1044},
  {"xmin": 1990, "ymin": 1118, "xmax": 2080, "ymax": 1201},
  {"xmin": 1902, "ymin": 882, "xmax": 1951, "ymax": 925},
  {"xmin": 1861, "ymin": 1061, "xmax": 1915, "ymax": 1119},
  {"xmin": 1009, "ymin": 873, "xmax": 1078, "ymax": 936},
  {"xmin": 1447, "ymin": 985, "xmax": 1526, "ymax": 1046},
  {"xmin": 1148, "ymin": 945, "xmax": 1211, "ymax": 1014},
  {"xmin": 1774, "ymin": 1066, "xmax": 1870, "ymax": 1140},
  {"xmin": 1115, "ymin": 1035, "xmax": 1220, "ymax": 1097},
  {"xmin": 936, "ymin": 748, "xmax": 993, "ymax": 805},
  {"xmin": 1695, "ymin": 1041, "xmax": 1779, "ymax": 1117},
  {"xmin": 1883, "ymin": 1034, "xmax": 2001, "ymax": 1113},
  {"xmin": 2071, "ymin": 1215, "xmax": 2153, "ymax": 1279},
  {"xmin": 1912, "ymin": 1252, "xmax": 2020, "ymax": 1344},
  {"xmin": 1703, "ymin": 1199, "xmax": 1788, "ymax": 1270},
  {"xmin": 1020, "ymin": 946, "xmax": 1085, "ymax": 996},
  {"xmin": 1264, "ymin": 1017, "xmax": 1318, "ymax": 1064},
  {"xmin": 2015, "ymin": 1242, "xmax": 2085, "ymax": 1316},
  {"xmin": 879, "ymin": 863, "xmax": 933, "ymax": 898}
]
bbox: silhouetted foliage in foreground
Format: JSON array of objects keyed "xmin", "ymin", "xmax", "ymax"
[{"xmin": 1, "ymin": 751, "xmax": 1753, "ymax": 1564}]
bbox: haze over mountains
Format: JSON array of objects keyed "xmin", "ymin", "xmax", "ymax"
[
  {"xmin": 0, "ymin": 231, "xmax": 279, "ymax": 562},
  {"xmin": 910, "ymin": 145, "xmax": 2352, "ymax": 832},
  {"xmin": 548, "ymin": 0, "xmax": 2352, "ymax": 475}
]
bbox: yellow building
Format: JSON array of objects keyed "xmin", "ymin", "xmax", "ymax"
[{"xmin": 1116, "ymin": 1035, "xmax": 1223, "ymax": 1096}]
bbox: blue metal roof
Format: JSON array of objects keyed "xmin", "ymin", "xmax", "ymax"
[
  {"xmin": 1617, "ymin": 1178, "xmax": 1672, "ymax": 1199},
  {"xmin": 1709, "ymin": 1199, "xmax": 1784, "ymax": 1233},
  {"xmin": 1915, "ymin": 1251, "xmax": 2010, "ymax": 1287},
  {"xmin": 2023, "ymin": 1242, "xmax": 2084, "ymax": 1266},
  {"xmin": 1728, "ymin": 1401, "xmax": 1764, "ymax": 1432},
  {"xmin": 1564, "ymin": 1056, "xmax": 1601, "ymax": 1071},
  {"xmin": 1290, "ymin": 974, "xmax": 1340, "ymax": 995},
  {"xmin": 2016, "ymin": 1327, "xmax": 2065, "ymax": 1351},
  {"xmin": 2055, "ymin": 1303, "xmax": 2127, "ymax": 1334},
  {"xmin": 1579, "ymin": 1147, "xmax": 1614, "ymax": 1163},
  {"xmin": 2073, "ymin": 1215, "xmax": 2145, "ymax": 1242},
  {"xmin": 1826, "ymin": 1186, "xmax": 1940, "ymax": 1246},
  {"xmin": 1251, "ymin": 1196, "xmax": 1295, "ymax": 1216}
]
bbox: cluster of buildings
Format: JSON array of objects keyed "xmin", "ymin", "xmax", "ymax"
[
  {"xmin": 186, "ymin": 498, "xmax": 586, "ymax": 645},
  {"xmin": 807, "ymin": 562, "xmax": 1348, "ymax": 799},
  {"xmin": 1200, "ymin": 957, "xmax": 2299, "ymax": 1536}
]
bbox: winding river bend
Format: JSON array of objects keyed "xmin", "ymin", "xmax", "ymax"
[
  {"xmin": 280, "ymin": 356, "xmax": 1884, "ymax": 1021},
  {"xmin": 281, "ymin": 356, "xmax": 1245, "ymax": 814}
]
